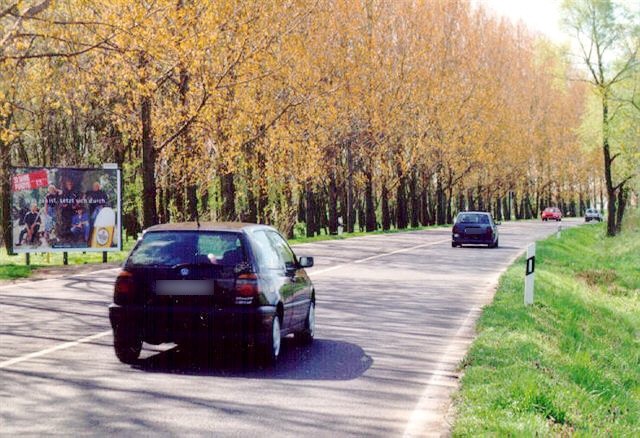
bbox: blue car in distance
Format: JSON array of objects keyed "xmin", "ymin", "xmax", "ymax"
[{"xmin": 451, "ymin": 211, "xmax": 499, "ymax": 248}]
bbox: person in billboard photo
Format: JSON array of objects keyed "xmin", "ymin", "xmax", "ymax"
[
  {"xmin": 70, "ymin": 204, "xmax": 90, "ymax": 244},
  {"xmin": 44, "ymin": 184, "xmax": 61, "ymax": 241},
  {"xmin": 16, "ymin": 202, "xmax": 41, "ymax": 247},
  {"xmin": 87, "ymin": 181, "xmax": 108, "ymax": 221},
  {"xmin": 57, "ymin": 176, "xmax": 79, "ymax": 241}
]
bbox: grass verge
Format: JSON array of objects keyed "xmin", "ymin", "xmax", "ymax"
[{"xmin": 452, "ymin": 213, "xmax": 640, "ymax": 435}]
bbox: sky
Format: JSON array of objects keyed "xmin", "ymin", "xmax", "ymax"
[{"xmin": 476, "ymin": 0, "xmax": 569, "ymax": 43}]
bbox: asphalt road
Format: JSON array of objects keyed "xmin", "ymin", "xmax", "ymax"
[{"xmin": 0, "ymin": 219, "xmax": 580, "ymax": 437}]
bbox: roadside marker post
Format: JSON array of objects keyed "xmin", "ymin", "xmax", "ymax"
[
  {"xmin": 524, "ymin": 243, "xmax": 535, "ymax": 305},
  {"xmin": 557, "ymin": 225, "xmax": 562, "ymax": 239}
]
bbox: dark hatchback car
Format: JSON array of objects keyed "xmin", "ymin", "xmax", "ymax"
[
  {"xmin": 109, "ymin": 222, "xmax": 315, "ymax": 365},
  {"xmin": 451, "ymin": 212, "xmax": 499, "ymax": 248}
]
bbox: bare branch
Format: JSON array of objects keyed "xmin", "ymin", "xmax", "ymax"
[{"xmin": 156, "ymin": 90, "xmax": 211, "ymax": 152}]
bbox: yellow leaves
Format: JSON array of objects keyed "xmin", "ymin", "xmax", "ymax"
[{"xmin": 0, "ymin": 0, "xmax": 596, "ymax": 207}]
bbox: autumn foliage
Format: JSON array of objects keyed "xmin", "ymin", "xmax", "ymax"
[{"xmin": 1, "ymin": 0, "xmax": 602, "ymax": 244}]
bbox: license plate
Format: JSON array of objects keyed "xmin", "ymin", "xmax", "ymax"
[
  {"xmin": 464, "ymin": 227, "xmax": 483, "ymax": 235},
  {"xmin": 155, "ymin": 280, "xmax": 215, "ymax": 296}
]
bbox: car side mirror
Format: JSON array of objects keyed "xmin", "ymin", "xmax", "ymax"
[{"xmin": 298, "ymin": 256, "xmax": 314, "ymax": 268}]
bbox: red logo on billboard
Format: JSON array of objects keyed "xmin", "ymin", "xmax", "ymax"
[{"xmin": 11, "ymin": 169, "xmax": 49, "ymax": 191}]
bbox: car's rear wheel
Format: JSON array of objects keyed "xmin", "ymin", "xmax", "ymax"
[
  {"xmin": 296, "ymin": 301, "xmax": 315, "ymax": 345},
  {"xmin": 113, "ymin": 329, "xmax": 142, "ymax": 364},
  {"xmin": 451, "ymin": 242, "xmax": 457, "ymax": 248},
  {"xmin": 260, "ymin": 315, "xmax": 281, "ymax": 365}
]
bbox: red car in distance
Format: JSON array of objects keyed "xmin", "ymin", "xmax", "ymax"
[{"xmin": 541, "ymin": 207, "xmax": 562, "ymax": 221}]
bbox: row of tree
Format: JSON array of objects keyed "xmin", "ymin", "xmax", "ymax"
[{"xmin": 1, "ymin": 0, "xmax": 637, "ymax": 250}]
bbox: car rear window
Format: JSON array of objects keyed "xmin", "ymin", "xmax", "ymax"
[
  {"xmin": 457, "ymin": 213, "xmax": 490, "ymax": 224},
  {"xmin": 127, "ymin": 231, "xmax": 245, "ymax": 267}
]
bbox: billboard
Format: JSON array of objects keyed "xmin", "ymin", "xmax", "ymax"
[{"xmin": 10, "ymin": 167, "xmax": 122, "ymax": 253}]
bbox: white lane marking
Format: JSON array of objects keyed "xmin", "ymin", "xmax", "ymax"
[
  {"xmin": 311, "ymin": 238, "xmax": 450, "ymax": 276},
  {"xmin": 0, "ymin": 330, "xmax": 112, "ymax": 370},
  {"xmin": 353, "ymin": 239, "xmax": 450, "ymax": 264},
  {"xmin": 0, "ymin": 267, "xmax": 121, "ymax": 291},
  {"xmin": 402, "ymin": 307, "xmax": 480, "ymax": 437}
]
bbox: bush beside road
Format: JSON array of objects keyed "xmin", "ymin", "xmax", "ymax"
[{"xmin": 453, "ymin": 214, "xmax": 640, "ymax": 435}]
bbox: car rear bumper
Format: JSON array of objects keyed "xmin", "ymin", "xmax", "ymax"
[
  {"xmin": 452, "ymin": 237, "xmax": 494, "ymax": 245},
  {"xmin": 109, "ymin": 303, "xmax": 276, "ymax": 345}
]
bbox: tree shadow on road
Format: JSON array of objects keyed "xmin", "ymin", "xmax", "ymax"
[{"xmin": 133, "ymin": 338, "xmax": 372, "ymax": 380}]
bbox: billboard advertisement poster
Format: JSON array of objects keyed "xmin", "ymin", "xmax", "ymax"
[{"xmin": 10, "ymin": 167, "xmax": 122, "ymax": 253}]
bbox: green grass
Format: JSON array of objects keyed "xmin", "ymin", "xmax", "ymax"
[
  {"xmin": 288, "ymin": 223, "xmax": 448, "ymax": 244},
  {"xmin": 0, "ymin": 238, "xmax": 137, "ymax": 280},
  {"xmin": 0, "ymin": 223, "xmax": 448, "ymax": 280},
  {"xmin": 453, "ymin": 212, "xmax": 640, "ymax": 436}
]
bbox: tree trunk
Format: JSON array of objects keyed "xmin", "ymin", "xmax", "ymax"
[
  {"xmin": 365, "ymin": 169, "xmax": 376, "ymax": 231},
  {"xmin": 409, "ymin": 172, "xmax": 419, "ymax": 228},
  {"xmin": 328, "ymin": 174, "xmax": 338, "ymax": 234},
  {"xmin": 305, "ymin": 182, "xmax": 316, "ymax": 237},
  {"xmin": 357, "ymin": 202, "xmax": 365, "ymax": 232},
  {"xmin": 220, "ymin": 172, "xmax": 235, "ymax": 220},
  {"xmin": 201, "ymin": 188, "xmax": 210, "ymax": 220},
  {"xmin": 1, "ymin": 138, "xmax": 12, "ymax": 253},
  {"xmin": 615, "ymin": 186, "xmax": 628, "ymax": 233},
  {"xmin": 502, "ymin": 196, "xmax": 509, "ymax": 221},
  {"xmin": 420, "ymin": 187, "xmax": 429, "ymax": 226},
  {"xmin": 381, "ymin": 183, "xmax": 391, "ymax": 230},
  {"xmin": 247, "ymin": 186, "xmax": 257, "ymax": 223},
  {"xmin": 436, "ymin": 171, "xmax": 445, "ymax": 225},
  {"xmin": 600, "ymin": 93, "xmax": 617, "ymax": 236},
  {"xmin": 345, "ymin": 142, "xmax": 354, "ymax": 233},
  {"xmin": 396, "ymin": 174, "xmax": 408, "ymax": 229},
  {"xmin": 445, "ymin": 185, "xmax": 453, "ymax": 224},
  {"xmin": 173, "ymin": 184, "xmax": 184, "ymax": 222},
  {"xmin": 141, "ymin": 91, "xmax": 158, "ymax": 229},
  {"xmin": 186, "ymin": 185, "xmax": 198, "ymax": 221}
]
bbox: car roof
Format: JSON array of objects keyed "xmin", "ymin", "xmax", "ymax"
[
  {"xmin": 144, "ymin": 222, "xmax": 274, "ymax": 233},
  {"xmin": 458, "ymin": 211, "xmax": 491, "ymax": 215}
]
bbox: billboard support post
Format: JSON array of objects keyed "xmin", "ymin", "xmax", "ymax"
[
  {"xmin": 25, "ymin": 253, "xmax": 30, "ymax": 266},
  {"xmin": 102, "ymin": 251, "xmax": 107, "ymax": 263},
  {"xmin": 63, "ymin": 252, "xmax": 68, "ymax": 265}
]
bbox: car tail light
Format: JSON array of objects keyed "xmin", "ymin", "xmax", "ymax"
[
  {"xmin": 486, "ymin": 227, "xmax": 493, "ymax": 237},
  {"xmin": 235, "ymin": 273, "xmax": 259, "ymax": 298},
  {"xmin": 453, "ymin": 224, "xmax": 460, "ymax": 233},
  {"xmin": 114, "ymin": 270, "xmax": 134, "ymax": 304}
]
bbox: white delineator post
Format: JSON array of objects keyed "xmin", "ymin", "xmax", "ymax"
[
  {"xmin": 557, "ymin": 225, "xmax": 562, "ymax": 239},
  {"xmin": 524, "ymin": 243, "xmax": 536, "ymax": 305}
]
